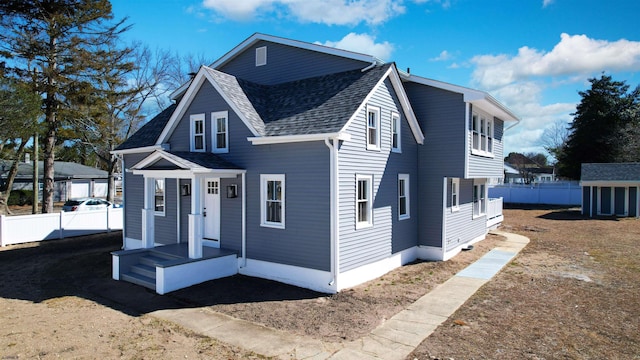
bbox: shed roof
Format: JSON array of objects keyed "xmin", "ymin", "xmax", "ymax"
[{"xmin": 581, "ymin": 163, "xmax": 640, "ymax": 182}]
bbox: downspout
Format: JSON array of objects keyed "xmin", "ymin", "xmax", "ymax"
[
  {"xmin": 324, "ymin": 137, "xmax": 339, "ymax": 289},
  {"xmin": 114, "ymin": 153, "xmax": 125, "ymax": 249}
]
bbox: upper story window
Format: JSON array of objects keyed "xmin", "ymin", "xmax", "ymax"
[
  {"xmin": 366, "ymin": 105, "xmax": 380, "ymax": 151},
  {"xmin": 190, "ymin": 113, "xmax": 205, "ymax": 152},
  {"xmin": 391, "ymin": 112, "xmax": 401, "ymax": 153},
  {"xmin": 260, "ymin": 174, "xmax": 285, "ymax": 229},
  {"xmin": 212, "ymin": 111, "xmax": 229, "ymax": 153},
  {"xmin": 398, "ymin": 174, "xmax": 410, "ymax": 220},
  {"xmin": 256, "ymin": 46, "xmax": 267, "ymax": 66},
  {"xmin": 472, "ymin": 112, "xmax": 494, "ymax": 157},
  {"xmin": 356, "ymin": 174, "xmax": 373, "ymax": 228},
  {"xmin": 451, "ymin": 178, "xmax": 460, "ymax": 212}
]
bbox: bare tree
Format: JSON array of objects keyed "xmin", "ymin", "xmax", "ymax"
[{"xmin": 540, "ymin": 119, "xmax": 570, "ymax": 163}]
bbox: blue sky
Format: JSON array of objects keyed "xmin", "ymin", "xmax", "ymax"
[{"xmin": 110, "ymin": 0, "xmax": 640, "ymax": 159}]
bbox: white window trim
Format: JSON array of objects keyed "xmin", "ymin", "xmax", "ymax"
[
  {"xmin": 398, "ymin": 173, "xmax": 410, "ymax": 220},
  {"xmin": 471, "ymin": 111, "xmax": 494, "ymax": 158},
  {"xmin": 190, "ymin": 113, "xmax": 206, "ymax": 152},
  {"xmin": 260, "ymin": 174, "xmax": 285, "ymax": 229},
  {"xmin": 366, "ymin": 105, "xmax": 381, "ymax": 151},
  {"xmin": 391, "ymin": 111, "xmax": 401, "ymax": 153},
  {"xmin": 473, "ymin": 179, "xmax": 487, "ymax": 218},
  {"xmin": 451, "ymin": 178, "xmax": 460, "ymax": 212},
  {"xmin": 211, "ymin": 111, "xmax": 229, "ymax": 154},
  {"xmin": 256, "ymin": 46, "xmax": 267, "ymax": 66},
  {"xmin": 356, "ymin": 174, "xmax": 374, "ymax": 229},
  {"xmin": 154, "ymin": 178, "xmax": 165, "ymax": 216}
]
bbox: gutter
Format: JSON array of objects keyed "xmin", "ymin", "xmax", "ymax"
[{"xmin": 324, "ymin": 136, "xmax": 340, "ymax": 290}]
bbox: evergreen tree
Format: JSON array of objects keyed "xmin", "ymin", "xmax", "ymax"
[
  {"xmin": 0, "ymin": 0, "xmax": 131, "ymax": 212},
  {"xmin": 557, "ymin": 75, "xmax": 640, "ymax": 179}
]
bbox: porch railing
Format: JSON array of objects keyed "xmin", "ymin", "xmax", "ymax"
[{"xmin": 487, "ymin": 197, "xmax": 503, "ymax": 227}]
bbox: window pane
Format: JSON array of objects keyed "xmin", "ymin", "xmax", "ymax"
[
  {"xmin": 399, "ymin": 197, "xmax": 406, "ymax": 216},
  {"xmin": 398, "ymin": 179, "xmax": 405, "ymax": 197},
  {"xmin": 195, "ymin": 135, "xmax": 203, "ymax": 150},
  {"xmin": 216, "ymin": 133, "xmax": 226, "ymax": 148},
  {"xmin": 358, "ymin": 201, "xmax": 368, "ymax": 222},
  {"xmin": 154, "ymin": 179, "xmax": 164, "ymax": 212}
]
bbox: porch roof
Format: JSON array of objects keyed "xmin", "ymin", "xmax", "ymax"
[{"xmin": 131, "ymin": 150, "xmax": 244, "ymax": 177}]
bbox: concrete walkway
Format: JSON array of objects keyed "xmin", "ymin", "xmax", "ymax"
[{"xmin": 151, "ymin": 230, "xmax": 529, "ymax": 359}]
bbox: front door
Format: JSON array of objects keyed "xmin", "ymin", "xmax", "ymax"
[{"xmin": 204, "ymin": 178, "xmax": 221, "ymax": 247}]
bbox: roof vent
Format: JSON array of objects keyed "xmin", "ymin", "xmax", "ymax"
[{"xmin": 256, "ymin": 46, "xmax": 267, "ymax": 66}]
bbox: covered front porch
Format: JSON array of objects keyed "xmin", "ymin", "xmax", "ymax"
[
  {"xmin": 112, "ymin": 243, "xmax": 239, "ymax": 294},
  {"xmin": 113, "ymin": 150, "xmax": 247, "ymax": 294}
]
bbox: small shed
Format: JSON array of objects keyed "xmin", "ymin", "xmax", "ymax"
[{"xmin": 580, "ymin": 163, "xmax": 640, "ymax": 218}]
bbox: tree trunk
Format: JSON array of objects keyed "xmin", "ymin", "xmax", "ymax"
[
  {"xmin": 42, "ymin": 118, "xmax": 56, "ymax": 213},
  {"xmin": 0, "ymin": 141, "xmax": 28, "ymax": 215}
]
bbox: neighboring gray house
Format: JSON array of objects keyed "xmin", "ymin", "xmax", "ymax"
[
  {"xmin": 111, "ymin": 33, "xmax": 519, "ymax": 294},
  {"xmin": 0, "ymin": 159, "xmax": 111, "ymax": 201},
  {"xmin": 581, "ymin": 163, "xmax": 640, "ymax": 218}
]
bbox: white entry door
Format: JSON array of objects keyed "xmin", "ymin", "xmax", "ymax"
[{"xmin": 204, "ymin": 178, "xmax": 221, "ymax": 247}]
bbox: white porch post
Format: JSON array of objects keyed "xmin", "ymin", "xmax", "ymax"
[
  {"xmin": 188, "ymin": 176, "xmax": 203, "ymax": 259},
  {"xmin": 142, "ymin": 177, "xmax": 155, "ymax": 248}
]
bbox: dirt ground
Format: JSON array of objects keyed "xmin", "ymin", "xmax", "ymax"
[{"xmin": 1, "ymin": 207, "xmax": 638, "ymax": 359}]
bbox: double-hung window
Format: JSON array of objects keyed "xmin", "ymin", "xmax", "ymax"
[
  {"xmin": 366, "ymin": 105, "xmax": 380, "ymax": 150},
  {"xmin": 473, "ymin": 180, "xmax": 486, "ymax": 217},
  {"xmin": 212, "ymin": 111, "xmax": 228, "ymax": 153},
  {"xmin": 154, "ymin": 178, "xmax": 165, "ymax": 215},
  {"xmin": 391, "ymin": 112, "xmax": 401, "ymax": 153},
  {"xmin": 471, "ymin": 111, "xmax": 494, "ymax": 156},
  {"xmin": 398, "ymin": 174, "xmax": 410, "ymax": 220},
  {"xmin": 190, "ymin": 114, "xmax": 205, "ymax": 152},
  {"xmin": 451, "ymin": 178, "xmax": 460, "ymax": 212},
  {"xmin": 356, "ymin": 174, "xmax": 373, "ymax": 228},
  {"xmin": 260, "ymin": 174, "xmax": 285, "ymax": 229}
]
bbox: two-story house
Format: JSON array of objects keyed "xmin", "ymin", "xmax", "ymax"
[{"xmin": 111, "ymin": 33, "xmax": 518, "ymax": 294}]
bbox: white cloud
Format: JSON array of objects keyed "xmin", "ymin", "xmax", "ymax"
[
  {"xmin": 471, "ymin": 33, "xmax": 640, "ymax": 90},
  {"xmin": 319, "ymin": 33, "xmax": 394, "ymax": 61},
  {"xmin": 430, "ymin": 50, "xmax": 452, "ymax": 61},
  {"xmin": 542, "ymin": 0, "xmax": 554, "ymax": 8},
  {"xmin": 201, "ymin": 0, "xmax": 406, "ymax": 25}
]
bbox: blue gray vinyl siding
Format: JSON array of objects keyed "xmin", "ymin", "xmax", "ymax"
[
  {"xmin": 444, "ymin": 178, "xmax": 486, "ymax": 249},
  {"xmin": 218, "ymin": 40, "xmax": 370, "ymax": 85},
  {"xmin": 615, "ymin": 187, "xmax": 626, "ymax": 215},
  {"xmin": 219, "ymin": 176, "xmax": 243, "ymax": 252},
  {"xmin": 582, "ymin": 186, "xmax": 590, "ymax": 216},
  {"xmin": 467, "ymin": 106, "xmax": 505, "ymax": 178},
  {"xmin": 123, "ymin": 152, "xmax": 151, "ymax": 241},
  {"xmin": 338, "ymin": 79, "xmax": 418, "ymax": 273},
  {"xmin": 630, "ymin": 187, "xmax": 637, "ymax": 217},
  {"xmin": 166, "ymin": 77, "xmax": 331, "ymax": 270},
  {"xmin": 601, "ymin": 187, "xmax": 612, "ymax": 214}
]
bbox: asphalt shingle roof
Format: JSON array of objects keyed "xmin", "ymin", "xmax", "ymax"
[
  {"xmin": 115, "ymin": 104, "xmax": 177, "ymax": 150},
  {"xmin": 581, "ymin": 163, "xmax": 640, "ymax": 182},
  {"xmin": 116, "ymin": 63, "xmax": 393, "ymax": 150},
  {"xmin": 167, "ymin": 151, "xmax": 242, "ymax": 170}
]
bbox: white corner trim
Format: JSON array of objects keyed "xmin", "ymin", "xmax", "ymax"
[
  {"xmin": 337, "ymin": 247, "xmax": 417, "ymax": 291},
  {"xmin": 239, "ymin": 259, "xmax": 335, "ymax": 294}
]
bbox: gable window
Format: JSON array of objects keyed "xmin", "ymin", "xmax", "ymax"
[
  {"xmin": 356, "ymin": 174, "xmax": 373, "ymax": 228},
  {"xmin": 256, "ymin": 46, "xmax": 267, "ymax": 66},
  {"xmin": 398, "ymin": 174, "xmax": 410, "ymax": 220},
  {"xmin": 154, "ymin": 179, "xmax": 165, "ymax": 215},
  {"xmin": 260, "ymin": 174, "xmax": 285, "ymax": 229},
  {"xmin": 473, "ymin": 180, "xmax": 486, "ymax": 217},
  {"xmin": 190, "ymin": 114, "xmax": 205, "ymax": 152},
  {"xmin": 391, "ymin": 112, "xmax": 401, "ymax": 153},
  {"xmin": 212, "ymin": 111, "xmax": 229, "ymax": 153},
  {"xmin": 366, "ymin": 105, "xmax": 381, "ymax": 150},
  {"xmin": 451, "ymin": 178, "xmax": 460, "ymax": 212},
  {"xmin": 472, "ymin": 111, "xmax": 494, "ymax": 156}
]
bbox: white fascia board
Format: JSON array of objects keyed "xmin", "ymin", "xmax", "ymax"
[
  {"xmin": 248, "ymin": 132, "xmax": 350, "ymax": 145},
  {"xmin": 408, "ymin": 74, "xmax": 520, "ymax": 123},
  {"xmin": 131, "ymin": 150, "xmax": 187, "ymax": 170},
  {"xmin": 387, "ymin": 67, "xmax": 425, "ymax": 145},
  {"xmin": 111, "ymin": 145, "xmax": 165, "ymax": 156},
  {"xmin": 210, "ymin": 33, "xmax": 381, "ymax": 70}
]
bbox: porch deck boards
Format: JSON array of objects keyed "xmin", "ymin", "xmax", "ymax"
[{"xmin": 150, "ymin": 243, "xmax": 237, "ymax": 263}]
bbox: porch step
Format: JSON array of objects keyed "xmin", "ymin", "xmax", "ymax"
[
  {"xmin": 130, "ymin": 263, "xmax": 156, "ymax": 279},
  {"xmin": 139, "ymin": 253, "xmax": 177, "ymax": 267},
  {"xmin": 121, "ymin": 271, "xmax": 155, "ymax": 290}
]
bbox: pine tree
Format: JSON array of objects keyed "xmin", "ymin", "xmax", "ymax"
[{"xmin": 0, "ymin": 0, "xmax": 131, "ymax": 212}]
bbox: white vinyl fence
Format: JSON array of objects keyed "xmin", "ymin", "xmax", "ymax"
[
  {"xmin": 0, "ymin": 208, "xmax": 123, "ymax": 246},
  {"xmin": 489, "ymin": 181, "xmax": 581, "ymax": 206}
]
